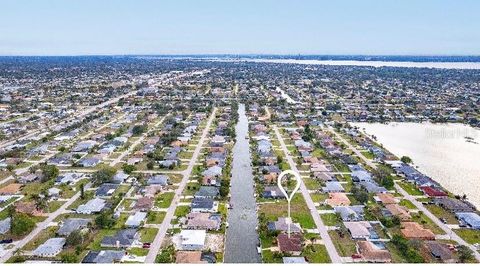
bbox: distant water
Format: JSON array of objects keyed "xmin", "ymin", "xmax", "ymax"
[
  {"xmin": 218, "ymin": 58, "xmax": 480, "ymax": 69},
  {"xmin": 353, "ymin": 122, "xmax": 480, "ymax": 208}
]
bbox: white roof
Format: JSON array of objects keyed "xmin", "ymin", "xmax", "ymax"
[{"xmin": 180, "ymin": 230, "xmax": 206, "ymax": 246}]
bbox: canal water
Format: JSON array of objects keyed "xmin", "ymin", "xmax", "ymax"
[{"xmin": 224, "ymin": 103, "xmax": 261, "ymax": 263}]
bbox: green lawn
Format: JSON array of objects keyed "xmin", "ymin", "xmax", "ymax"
[
  {"xmin": 399, "ymin": 199, "xmax": 417, "ymax": 210},
  {"xmin": 425, "ymin": 204, "xmax": 459, "ymax": 224},
  {"xmin": 302, "ymin": 244, "xmax": 331, "ymax": 263},
  {"xmin": 329, "ymin": 230, "xmax": 357, "ymax": 257},
  {"xmin": 139, "ymin": 227, "xmax": 158, "ymax": 243},
  {"xmin": 398, "ymin": 181, "xmax": 424, "ymax": 196},
  {"xmin": 258, "ymin": 194, "xmax": 316, "ymax": 229},
  {"xmin": 411, "ymin": 212, "xmax": 444, "ymax": 234},
  {"xmin": 155, "ymin": 192, "xmax": 175, "ymax": 208},
  {"xmin": 146, "ymin": 211, "xmax": 166, "ymax": 224},
  {"xmin": 454, "ymin": 229, "xmax": 480, "ymax": 244},
  {"xmin": 174, "ymin": 205, "xmax": 190, "ymax": 217},
  {"xmin": 321, "ymin": 213, "xmax": 341, "ymax": 226}
]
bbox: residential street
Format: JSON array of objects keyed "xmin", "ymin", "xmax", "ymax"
[
  {"xmin": 144, "ymin": 107, "xmax": 217, "ymax": 263},
  {"xmin": 273, "ymin": 126, "xmax": 342, "ymax": 263}
]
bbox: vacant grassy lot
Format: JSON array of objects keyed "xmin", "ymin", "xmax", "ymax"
[
  {"xmin": 146, "ymin": 211, "xmax": 166, "ymax": 224},
  {"xmin": 155, "ymin": 192, "xmax": 175, "ymax": 208},
  {"xmin": 425, "ymin": 204, "xmax": 458, "ymax": 224},
  {"xmin": 398, "ymin": 181, "xmax": 424, "ymax": 196},
  {"xmin": 454, "ymin": 228, "xmax": 480, "ymax": 244},
  {"xmin": 302, "ymin": 244, "xmax": 331, "ymax": 263},
  {"xmin": 258, "ymin": 194, "xmax": 315, "ymax": 229},
  {"xmin": 139, "ymin": 227, "xmax": 158, "ymax": 243},
  {"xmin": 321, "ymin": 213, "xmax": 341, "ymax": 226},
  {"xmin": 329, "ymin": 230, "xmax": 357, "ymax": 257}
]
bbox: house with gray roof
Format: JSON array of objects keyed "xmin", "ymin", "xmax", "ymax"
[
  {"xmin": 323, "ymin": 181, "xmax": 345, "ymax": 193},
  {"xmin": 335, "ymin": 205, "xmax": 365, "ymax": 221},
  {"xmin": 194, "ymin": 186, "xmax": 219, "ymax": 199},
  {"xmin": 191, "ymin": 198, "xmax": 218, "ymax": 213},
  {"xmin": 125, "ymin": 212, "xmax": 147, "ymax": 228},
  {"xmin": 456, "ymin": 212, "xmax": 480, "ymax": 229},
  {"xmin": 0, "ymin": 217, "xmax": 11, "ymax": 234},
  {"xmin": 57, "ymin": 218, "xmax": 91, "ymax": 236},
  {"xmin": 147, "ymin": 175, "xmax": 169, "ymax": 186},
  {"xmin": 76, "ymin": 198, "xmax": 106, "ymax": 214},
  {"xmin": 101, "ymin": 229, "xmax": 138, "ymax": 248},
  {"xmin": 82, "ymin": 250, "xmax": 124, "ymax": 263},
  {"xmin": 32, "ymin": 238, "xmax": 65, "ymax": 257}
]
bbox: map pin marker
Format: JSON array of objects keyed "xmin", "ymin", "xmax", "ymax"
[{"xmin": 277, "ymin": 169, "xmax": 301, "ymax": 238}]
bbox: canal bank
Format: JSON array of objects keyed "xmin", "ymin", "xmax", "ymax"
[{"xmin": 224, "ymin": 103, "xmax": 261, "ymax": 263}]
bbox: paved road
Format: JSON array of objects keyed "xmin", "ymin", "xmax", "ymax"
[
  {"xmin": 273, "ymin": 126, "xmax": 342, "ymax": 263},
  {"xmin": 329, "ymin": 126, "xmax": 480, "ymax": 261},
  {"xmin": 395, "ymin": 183, "xmax": 480, "ymax": 261},
  {"xmin": 144, "ymin": 107, "xmax": 217, "ymax": 263},
  {"xmin": 0, "ymin": 183, "xmax": 92, "ymax": 262},
  {"xmin": 109, "ymin": 116, "xmax": 166, "ymax": 167}
]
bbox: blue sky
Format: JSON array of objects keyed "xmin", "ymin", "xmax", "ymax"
[{"xmin": 1, "ymin": 0, "xmax": 479, "ymax": 55}]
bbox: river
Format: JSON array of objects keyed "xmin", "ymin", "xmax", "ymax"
[
  {"xmin": 353, "ymin": 122, "xmax": 480, "ymax": 208},
  {"xmin": 224, "ymin": 103, "xmax": 261, "ymax": 263},
  {"xmin": 210, "ymin": 58, "xmax": 480, "ymax": 69}
]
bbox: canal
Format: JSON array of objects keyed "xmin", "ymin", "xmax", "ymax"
[{"xmin": 224, "ymin": 103, "xmax": 261, "ymax": 263}]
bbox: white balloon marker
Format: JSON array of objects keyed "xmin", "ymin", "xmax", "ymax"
[{"xmin": 277, "ymin": 169, "xmax": 301, "ymax": 238}]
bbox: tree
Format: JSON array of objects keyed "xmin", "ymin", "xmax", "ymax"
[
  {"xmin": 60, "ymin": 252, "xmax": 78, "ymax": 263},
  {"xmin": 122, "ymin": 164, "xmax": 136, "ymax": 174},
  {"xmin": 95, "ymin": 211, "xmax": 115, "ymax": 229},
  {"xmin": 400, "ymin": 156, "xmax": 412, "ymax": 164},
  {"xmin": 66, "ymin": 230, "xmax": 84, "ymax": 247},
  {"xmin": 40, "ymin": 164, "xmax": 59, "ymax": 182},
  {"xmin": 351, "ymin": 185, "xmax": 369, "ymax": 204},
  {"xmin": 11, "ymin": 213, "xmax": 36, "ymax": 237},
  {"xmin": 80, "ymin": 183, "xmax": 85, "ymax": 199},
  {"xmin": 458, "ymin": 245, "xmax": 474, "ymax": 263},
  {"xmin": 92, "ymin": 166, "xmax": 117, "ymax": 185},
  {"xmin": 132, "ymin": 124, "xmax": 147, "ymax": 136},
  {"xmin": 146, "ymin": 161, "xmax": 155, "ymax": 170}
]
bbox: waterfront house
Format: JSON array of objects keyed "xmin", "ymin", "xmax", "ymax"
[
  {"xmin": 433, "ymin": 198, "xmax": 475, "ymax": 213},
  {"xmin": 277, "ymin": 233, "xmax": 303, "ymax": 255},
  {"xmin": 178, "ymin": 230, "xmax": 206, "ymax": 251},
  {"xmin": 186, "ymin": 213, "xmax": 222, "ymax": 231},
  {"xmin": 191, "ymin": 198, "xmax": 218, "ymax": 213},
  {"xmin": 267, "ymin": 217, "xmax": 302, "ymax": 233},
  {"xmin": 175, "ymin": 251, "xmax": 204, "ymax": 264},
  {"xmin": 194, "ymin": 186, "xmax": 219, "ymax": 199},
  {"xmin": 456, "ymin": 212, "xmax": 480, "ymax": 229}
]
